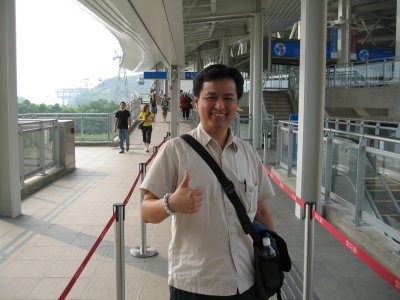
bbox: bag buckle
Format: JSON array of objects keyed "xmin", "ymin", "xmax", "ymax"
[{"xmin": 222, "ymin": 180, "xmax": 235, "ymax": 195}]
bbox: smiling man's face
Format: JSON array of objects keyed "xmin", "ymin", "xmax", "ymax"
[{"xmin": 195, "ymin": 78, "xmax": 238, "ymax": 135}]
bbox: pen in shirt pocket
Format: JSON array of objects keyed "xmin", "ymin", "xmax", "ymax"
[{"xmin": 244, "ymin": 180, "xmax": 247, "ymax": 192}]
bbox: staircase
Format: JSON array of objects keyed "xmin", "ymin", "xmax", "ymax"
[{"xmin": 263, "ymin": 90, "xmax": 296, "ymax": 141}]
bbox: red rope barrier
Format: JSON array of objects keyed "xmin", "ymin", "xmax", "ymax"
[
  {"xmin": 59, "ymin": 213, "xmax": 116, "ymax": 300},
  {"xmin": 59, "ymin": 137, "xmax": 167, "ymax": 299},
  {"xmin": 264, "ymin": 166, "xmax": 400, "ymax": 292}
]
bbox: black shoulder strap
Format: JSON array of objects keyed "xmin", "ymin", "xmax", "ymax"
[{"xmin": 180, "ymin": 134, "xmax": 260, "ymax": 244}]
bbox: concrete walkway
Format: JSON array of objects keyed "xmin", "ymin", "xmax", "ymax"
[{"xmin": 0, "ymin": 113, "xmax": 398, "ymax": 299}]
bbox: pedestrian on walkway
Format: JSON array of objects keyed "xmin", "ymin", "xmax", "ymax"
[
  {"xmin": 149, "ymin": 89, "xmax": 157, "ymax": 121},
  {"xmin": 138, "ymin": 104, "xmax": 155, "ymax": 153},
  {"xmin": 161, "ymin": 94, "xmax": 169, "ymax": 122},
  {"xmin": 140, "ymin": 64, "xmax": 275, "ymax": 299},
  {"xmin": 114, "ymin": 101, "xmax": 132, "ymax": 153},
  {"xmin": 180, "ymin": 92, "xmax": 192, "ymax": 120}
]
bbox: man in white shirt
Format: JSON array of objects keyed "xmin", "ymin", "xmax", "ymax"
[{"xmin": 140, "ymin": 64, "xmax": 275, "ymax": 299}]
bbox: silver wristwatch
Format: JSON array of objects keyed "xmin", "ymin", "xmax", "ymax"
[{"xmin": 163, "ymin": 193, "xmax": 176, "ymax": 215}]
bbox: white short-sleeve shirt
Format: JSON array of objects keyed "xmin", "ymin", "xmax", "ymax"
[{"xmin": 140, "ymin": 123, "xmax": 275, "ymax": 296}]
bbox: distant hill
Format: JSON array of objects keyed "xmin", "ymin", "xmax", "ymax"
[{"xmin": 72, "ymin": 74, "xmax": 153, "ymax": 106}]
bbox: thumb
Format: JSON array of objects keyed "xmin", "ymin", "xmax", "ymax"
[{"xmin": 179, "ymin": 170, "xmax": 190, "ymax": 188}]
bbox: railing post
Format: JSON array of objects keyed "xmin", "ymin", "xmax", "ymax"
[
  {"xmin": 324, "ymin": 131, "xmax": 334, "ymax": 203},
  {"xmin": 19, "ymin": 126, "xmax": 25, "ymax": 185},
  {"xmin": 276, "ymin": 122, "xmax": 282, "ymax": 168},
  {"xmin": 54, "ymin": 120, "xmax": 60, "ymax": 167},
  {"xmin": 40, "ymin": 122, "xmax": 46, "ymax": 175},
  {"xmin": 153, "ymin": 146, "xmax": 158, "ymax": 154},
  {"xmin": 303, "ymin": 202, "xmax": 315, "ymax": 300},
  {"xmin": 287, "ymin": 123, "xmax": 294, "ymax": 176},
  {"xmin": 354, "ymin": 137, "xmax": 367, "ymax": 226},
  {"xmin": 113, "ymin": 203, "xmax": 125, "ymax": 300},
  {"xmin": 130, "ymin": 163, "xmax": 158, "ymax": 258}
]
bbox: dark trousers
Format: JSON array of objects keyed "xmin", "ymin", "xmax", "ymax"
[
  {"xmin": 182, "ymin": 108, "xmax": 190, "ymax": 119},
  {"xmin": 141, "ymin": 126, "xmax": 152, "ymax": 143},
  {"xmin": 169, "ymin": 286, "xmax": 255, "ymax": 300}
]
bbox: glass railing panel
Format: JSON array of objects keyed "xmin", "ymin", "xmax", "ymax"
[
  {"xmin": 22, "ymin": 130, "xmax": 41, "ymax": 175},
  {"xmin": 364, "ymin": 151, "xmax": 400, "ymax": 231},
  {"xmin": 80, "ymin": 116, "xmax": 110, "ymax": 141},
  {"xmin": 393, "ymin": 61, "xmax": 400, "ymax": 82},
  {"xmin": 44, "ymin": 128, "xmax": 55, "ymax": 167},
  {"xmin": 331, "ymin": 143, "xmax": 358, "ymax": 204}
]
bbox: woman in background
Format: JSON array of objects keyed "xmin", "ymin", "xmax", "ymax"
[{"xmin": 138, "ymin": 104, "xmax": 154, "ymax": 152}]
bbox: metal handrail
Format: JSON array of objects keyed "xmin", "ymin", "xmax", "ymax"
[
  {"xmin": 18, "ymin": 119, "xmax": 59, "ymax": 184},
  {"xmin": 275, "ymin": 120, "xmax": 400, "ymax": 242}
]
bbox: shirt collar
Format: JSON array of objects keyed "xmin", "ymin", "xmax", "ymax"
[{"xmin": 195, "ymin": 123, "xmax": 238, "ymax": 152}]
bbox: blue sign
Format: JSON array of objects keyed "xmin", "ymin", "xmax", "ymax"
[
  {"xmin": 271, "ymin": 39, "xmax": 395, "ymax": 62},
  {"xmin": 271, "ymin": 40, "xmax": 300, "ymax": 59},
  {"xmin": 143, "ymin": 72, "xmax": 167, "ymax": 79},
  {"xmin": 330, "ymin": 27, "xmax": 338, "ymax": 59},
  {"xmin": 185, "ymin": 72, "xmax": 198, "ymax": 79}
]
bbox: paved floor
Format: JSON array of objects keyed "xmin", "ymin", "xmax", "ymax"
[{"xmin": 0, "ymin": 113, "xmax": 398, "ymax": 299}]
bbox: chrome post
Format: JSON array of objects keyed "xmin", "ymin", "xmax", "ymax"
[
  {"xmin": 54, "ymin": 120, "xmax": 60, "ymax": 167},
  {"xmin": 324, "ymin": 131, "xmax": 334, "ymax": 203},
  {"xmin": 113, "ymin": 203, "xmax": 125, "ymax": 300},
  {"xmin": 19, "ymin": 126, "xmax": 25, "ymax": 185},
  {"xmin": 276, "ymin": 122, "xmax": 282, "ymax": 168},
  {"xmin": 80, "ymin": 113, "xmax": 84, "ymax": 141},
  {"xmin": 263, "ymin": 132, "xmax": 267, "ymax": 163},
  {"xmin": 153, "ymin": 146, "xmax": 158, "ymax": 154},
  {"xmin": 303, "ymin": 202, "xmax": 315, "ymax": 300},
  {"xmin": 354, "ymin": 137, "xmax": 367, "ymax": 226},
  {"xmin": 130, "ymin": 163, "xmax": 158, "ymax": 258},
  {"xmin": 40, "ymin": 122, "xmax": 46, "ymax": 175},
  {"xmin": 287, "ymin": 123, "xmax": 294, "ymax": 176}
]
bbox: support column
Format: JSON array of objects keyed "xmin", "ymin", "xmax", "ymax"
[
  {"xmin": 295, "ymin": 0, "xmax": 327, "ymax": 219},
  {"xmin": 252, "ymin": 12, "xmax": 263, "ymax": 149},
  {"xmin": 337, "ymin": 0, "xmax": 351, "ymax": 65},
  {"xmin": 0, "ymin": 0, "xmax": 21, "ymax": 217},
  {"xmin": 267, "ymin": 32, "xmax": 272, "ymax": 72},
  {"xmin": 248, "ymin": 19, "xmax": 254, "ymax": 140},
  {"xmin": 170, "ymin": 66, "xmax": 180, "ymax": 138},
  {"xmin": 195, "ymin": 49, "xmax": 202, "ymax": 72},
  {"xmin": 164, "ymin": 66, "xmax": 169, "ymax": 97},
  {"xmin": 222, "ymin": 33, "xmax": 229, "ymax": 66},
  {"xmin": 395, "ymin": 0, "xmax": 400, "ymax": 80}
]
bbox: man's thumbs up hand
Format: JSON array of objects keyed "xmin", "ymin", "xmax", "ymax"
[{"xmin": 168, "ymin": 171, "xmax": 203, "ymax": 214}]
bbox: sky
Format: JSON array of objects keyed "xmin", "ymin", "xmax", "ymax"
[{"xmin": 16, "ymin": 0, "xmax": 126, "ymax": 104}]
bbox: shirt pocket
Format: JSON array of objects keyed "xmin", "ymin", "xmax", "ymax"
[{"xmin": 231, "ymin": 174, "xmax": 258, "ymax": 216}]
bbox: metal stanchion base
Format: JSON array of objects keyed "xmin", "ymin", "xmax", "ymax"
[{"xmin": 130, "ymin": 247, "xmax": 158, "ymax": 258}]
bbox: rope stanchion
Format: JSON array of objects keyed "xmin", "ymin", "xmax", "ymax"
[
  {"xmin": 114, "ymin": 204, "xmax": 125, "ymax": 300},
  {"xmin": 130, "ymin": 163, "xmax": 158, "ymax": 258},
  {"xmin": 59, "ymin": 135, "xmax": 168, "ymax": 300},
  {"xmin": 264, "ymin": 166, "xmax": 400, "ymax": 292}
]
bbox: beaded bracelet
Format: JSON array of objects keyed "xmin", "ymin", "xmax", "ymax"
[{"xmin": 163, "ymin": 193, "xmax": 176, "ymax": 215}]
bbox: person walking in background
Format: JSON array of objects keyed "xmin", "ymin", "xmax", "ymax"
[
  {"xmin": 161, "ymin": 94, "xmax": 169, "ymax": 122},
  {"xmin": 138, "ymin": 104, "xmax": 155, "ymax": 153},
  {"xmin": 180, "ymin": 92, "xmax": 191, "ymax": 120},
  {"xmin": 149, "ymin": 89, "xmax": 158, "ymax": 121},
  {"xmin": 140, "ymin": 64, "xmax": 275, "ymax": 299},
  {"xmin": 114, "ymin": 101, "xmax": 132, "ymax": 154}
]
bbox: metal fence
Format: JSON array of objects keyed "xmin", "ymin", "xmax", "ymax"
[
  {"xmin": 275, "ymin": 120, "xmax": 400, "ymax": 242},
  {"xmin": 326, "ymin": 56, "xmax": 400, "ymax": 88},
  {"xmin": 18, "ymin": 95, "xmax": 142, "ymax": 143},
  {"xmin": 18, "ymin": 119, "xmax": 59, "ymax": 184}
]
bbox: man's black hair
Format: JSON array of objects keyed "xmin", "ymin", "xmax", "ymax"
[
  {"xmin": 120, "ymin": 101, "xmax": 126, "ymax": 105},
  {"xmin": 192, "ymin": 64, "xmax": 244, "ymax": 99}
]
